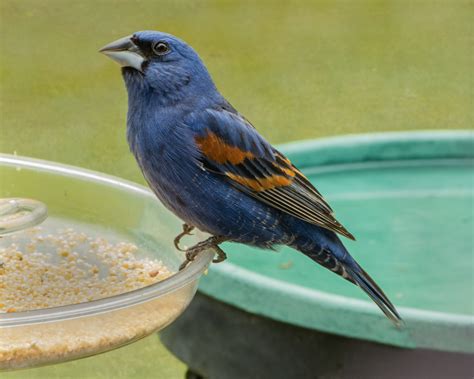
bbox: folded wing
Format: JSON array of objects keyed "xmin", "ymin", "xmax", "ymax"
[{"xmin": 186, "ymin": 107, "xmax": 355, "ymax": 240}]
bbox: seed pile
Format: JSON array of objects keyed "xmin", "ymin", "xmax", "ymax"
[
  {"xmin": 0, "ymin": 226, "xmax": 172, "ymax": 313},
  {"xmin": 0, "ymin": 222, "xmax": 191, "ymax": 370}
]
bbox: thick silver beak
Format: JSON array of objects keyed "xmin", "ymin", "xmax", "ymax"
[{"xmin": 99, "ymin": 35, "xmax": 145, "ymax": 72}]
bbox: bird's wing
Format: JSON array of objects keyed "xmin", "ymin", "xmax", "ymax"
[{"xmin": 186, "ymin": 108, "xmax": 355, "ymax": 240}]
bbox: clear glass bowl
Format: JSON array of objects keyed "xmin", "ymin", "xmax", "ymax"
[{"xmin": 0, "ymin": 154, "xmax": 214, "ymax": 371}]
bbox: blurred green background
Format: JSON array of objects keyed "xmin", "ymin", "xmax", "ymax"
[
  {"xmin": 1, "ymin": 1, "xmax": 472, "ymax": 184},
  {"xmin": 0, "ymin": 1, "xmax": 472, "ymax": 378}
]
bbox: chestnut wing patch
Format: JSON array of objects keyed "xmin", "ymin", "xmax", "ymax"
[{"xmin": 191, "ymin": 108, "xmax": 355, "ymax": 240}]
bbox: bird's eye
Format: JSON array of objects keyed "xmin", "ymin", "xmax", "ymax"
[{"xmin": 152, "ymin": 41, "xmax": 170, "ymax": 56}]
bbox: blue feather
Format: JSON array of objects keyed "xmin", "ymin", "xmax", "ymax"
[{"xmin": 103, "ymin": 30, "xmax": 401, "ymax": 324}]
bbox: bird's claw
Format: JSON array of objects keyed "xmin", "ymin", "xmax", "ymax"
[
  {"xmin": 212, "ymin": 246, "xmax": 227, "ymax": 263},
  {"xmin": 174, "ymin": 223, "xmax": 195, "ymax": 252},
  {"xmin": 179, "ymin": 235, "xmax": 228, "ymax": 271}
]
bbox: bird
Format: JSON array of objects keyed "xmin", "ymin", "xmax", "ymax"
[{"xmin": 100, "ymin": 30, "xmax": 401, "ymax": 324}]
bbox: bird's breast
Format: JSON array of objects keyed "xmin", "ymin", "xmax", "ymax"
[{"xmin": 127, "ymin": 118, "xmax": 203, "ymax": 215}]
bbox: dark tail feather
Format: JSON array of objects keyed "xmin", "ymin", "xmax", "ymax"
[
  {"xmin": 294, "ymin": 235, "xmax": 402, "ymax": 324},
  {"xmin": 344, "ymin": 263, "xmax": 402, "ymax": 326}
]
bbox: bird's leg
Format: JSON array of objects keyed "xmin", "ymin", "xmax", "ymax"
[
  {"xmin": 179, "ymin": 235, "xmax": 228, "ymax": 271},
  {"xmin": 174, "ymin": 223, "xmax": 195, "ymax": 252}
]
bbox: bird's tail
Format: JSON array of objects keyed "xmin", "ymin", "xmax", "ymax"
[
  {"xmin": 294, "ymin": 237, "xmax": 402, "ymax": 325},
  {"xmin": 344, "ymin": 261, "xmax": 402, "ymax": 325}
]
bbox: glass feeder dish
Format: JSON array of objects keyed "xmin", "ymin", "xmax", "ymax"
[{"xmin": 0, "ymin": 154, "xmax": 214, "ymax": 371}]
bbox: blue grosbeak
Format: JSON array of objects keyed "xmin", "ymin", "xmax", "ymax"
[{"xmin": 100, "ymin": 31, "xmax": 401, "ymax": 323}]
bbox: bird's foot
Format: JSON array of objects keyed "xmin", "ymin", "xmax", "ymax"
[
  {"xmin": 179, "ymin": 235, "xmax": 228, "ymax": 271},
  {"xmin": 212, "ymin": 245, "xmax": 227, "ymax": 264},
  {"xmin": 174, "ymin": 223, "xmax": 195, "ymax": 252}
]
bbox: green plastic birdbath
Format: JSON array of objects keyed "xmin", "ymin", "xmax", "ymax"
[{"xmin": 161, "ymin": 131, "xmax": 474, "ymax": 378}]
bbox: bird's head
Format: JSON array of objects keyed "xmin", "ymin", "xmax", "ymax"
[{"xmin": 100, "ymin": 31, "xmax": 215, "ymax": 103}]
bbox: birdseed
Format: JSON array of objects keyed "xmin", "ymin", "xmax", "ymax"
[
  {"xmin": 0, "ymin": 285, "xmax": 192, "ymax": 370},
  {"xmin": 0, "ymin": 225, "xmax": 172, "ymax": 312},
  {"xmin": 0, "ymin": 222, "xmax": 187, "ymax": 370}
]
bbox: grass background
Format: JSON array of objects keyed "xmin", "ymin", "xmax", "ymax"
[{"xmin": 0, "ymin": 1, "xmax": 472, "ymax": 378}]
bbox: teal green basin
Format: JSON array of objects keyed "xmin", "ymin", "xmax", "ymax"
[{"xmin": 198, "ymin": 131, "xmax": 474, "ymax": 353}]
